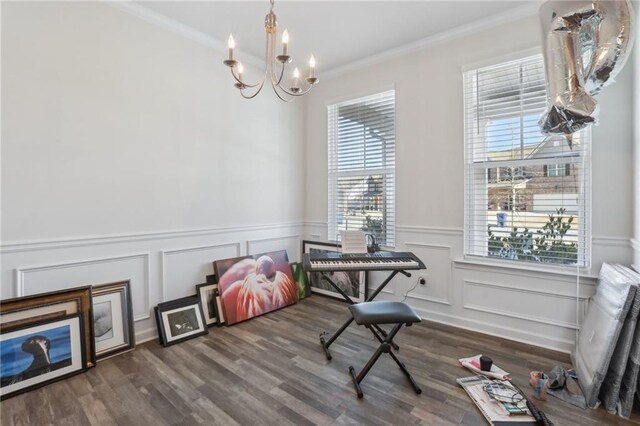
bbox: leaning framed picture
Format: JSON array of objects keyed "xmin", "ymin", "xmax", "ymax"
[
  {"xmin": 302, "ymin": 240, "xmax": 366, "ymax": 303},
  {"xmin": 195, "ymin": 282, "xmax": 219, "ymax": 327},
  {"xmin": 0, "ymin": 313, "xmax": 87, "ymax": 400},
  {"xmin": 0, "ymin": 286, "xmax": 96, "ymax": 368},
  {"xmin": 92, "ymin": 280, "xmax": 135, "ymax": 361},
  {"xmin": 155, "ymin": 297, "xmax": 208, "ymax": 347}
]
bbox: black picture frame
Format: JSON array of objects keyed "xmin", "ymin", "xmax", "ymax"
[
  {"xmin": 302, "ymin": 240, "xmax": 367, "ymax": 302},
  {"xmin": 195, "ymin": 283, "xmax": 219, "ymax": 327},
  {"xmin": 0, "ymin": 313, "xmax": 87, "ymax": 400},
  {"xmin": 92, "ymin": 280, "xmax": 135, "ymax": 361},
  {"xmin": 155, "ymin": 296, "xmax": 208, "ymax": 347}
]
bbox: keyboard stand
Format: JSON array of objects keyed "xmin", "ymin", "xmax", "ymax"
[{"xmin": 318, "ymin": 269, "xmax": 412, "ymax": 360}]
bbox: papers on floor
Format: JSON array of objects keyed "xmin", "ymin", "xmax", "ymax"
[
  {"xmin": 459, "ymin": 354, "xmax": 511, "ymax": 381},
  {"xmin": 457, "ymin": 376, "xmax": 535, "ymax": 425}
]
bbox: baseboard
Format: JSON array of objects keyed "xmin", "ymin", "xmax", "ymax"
[{"xmin": 411, "ymin": 306, "xmax": 574, "ymax": 354}]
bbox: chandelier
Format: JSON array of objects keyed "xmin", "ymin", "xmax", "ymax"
[{"xmin": 223, "ymin": 0, "xmax": 319, "ymax": 101}]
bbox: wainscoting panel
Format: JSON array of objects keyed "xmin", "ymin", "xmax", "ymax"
[
  {"xmin": 303, "ymin": 222, "xmax": 628, "ymax": 353},
  {"xmin": 246, "ymin": 235, "xmax": 301, "ymax": 262},
  {"xmin": 16, "ymin": 253, "xmax": 151, "ymax": 321},
  {"xmin": 404, "ymin": 242, "xmax": 452, "ymax": 306},
  {"xmin": 462, "ymin": 279, "xmax": 588, "ymax": 330},
  {"xmin": 1, "ymin": 222, "xmax": 305, "ymax": 344},
  {"xmin": 161, "ymin": 242, "xmax": 241, "ymax": 301}
]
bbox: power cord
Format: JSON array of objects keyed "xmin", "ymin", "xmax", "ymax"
[{"xmin": 400, "ymin": 277, "xmax": 425, "ymax": 303}]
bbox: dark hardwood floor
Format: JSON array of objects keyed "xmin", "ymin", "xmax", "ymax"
[{"xmin": 2, "ymin": 295, "xmax": 639, "ymax": 425}]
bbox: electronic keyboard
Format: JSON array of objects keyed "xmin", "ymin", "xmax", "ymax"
[{"xmin": 303, "ymin": 251, "xmax": 426, "ymax": 272}]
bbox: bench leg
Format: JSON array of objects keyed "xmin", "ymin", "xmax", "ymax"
[
  {"xmin": 349, "ymin": 324, "xmax": 404, "ymax": 398},
  {"xmin": 388, "ymin": 349, "xmax": 422, "ymax": 394},
  {"xmin": 319, "ymin": 317, "xmax": 354, "ymax": 360},
  {"xmin": 349, "ymin": 323, "xmax": 422, "ymax": 397},
  {"xmin": 370, "ymin": 324, "xmax": 400, "ymax": 351},
  {"xmin": 349, "ymin": 344, "xmax": 385, "ymax": 398}
]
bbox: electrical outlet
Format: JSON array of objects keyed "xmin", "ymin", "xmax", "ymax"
[{"xmin": 419, "ymin": 273, "xmax": 428, "ymax": 285}]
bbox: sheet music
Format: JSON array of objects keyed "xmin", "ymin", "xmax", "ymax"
[{"xmin": 340, "ymin": 230, "xmax": 368, "ymax": 254}]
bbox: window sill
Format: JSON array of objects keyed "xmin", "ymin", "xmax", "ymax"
[{"xmin": 453, "ymin": 256, "xmax": 597, "ymax": 281}]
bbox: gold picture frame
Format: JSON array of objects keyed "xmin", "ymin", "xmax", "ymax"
[{"xmin": 0, "ymin": 286, "xmax": 96, "ymax": 368}]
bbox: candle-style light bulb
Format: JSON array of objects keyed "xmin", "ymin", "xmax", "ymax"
[
  {"xmin": 228, "ymin": 34, "xmax": 235, "ymax": 60},
  {"xmin": 292, "ymin": 67, "xmax": 300, "ymax": 88},
  {"xmin": 237, "ymin": 62, "xmax": 244, "ymax": 82},
  {"xmin": 309, "ymin": 54, "xmax": 316, "ymax": 78},
  {"xmin": 282, "ymin": 29, "xmax": 289, "ymax": 56}
]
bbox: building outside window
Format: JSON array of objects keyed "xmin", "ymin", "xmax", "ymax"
[
  {"xmin": 463, "ymin": 54, "xmax": 590, "ymax": 266},
  {"xmin": 546, "ymin": 163, "xmax": 568, "ymax": 177},
  {"xmin": 327, "ymin": 90, "xmax": 396, "ymax": 246}
]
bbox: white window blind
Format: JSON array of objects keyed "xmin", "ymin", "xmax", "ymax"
[
  {"xmin": 463, "ymin": 54, "xmax": 590, "ymax": 267},
  {"xmin": 328, "ymin": 90, "xmax": 396, "ymax": 246}
]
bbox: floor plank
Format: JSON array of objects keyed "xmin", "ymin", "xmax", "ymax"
[{"xmin": 2, "ymin": 295, "xmax": 640, "ymax": 425}]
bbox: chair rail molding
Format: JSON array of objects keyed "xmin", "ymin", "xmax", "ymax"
[
  {"xmin": 160, "ymin": 242, "xmax": 242, "ymax": 301},
  {"xmin": 14, "ymin": 252, "xmax": 151, "ymax": 322},
  {"xmin": 1, "ymin": 221, "xmax": 305, "ymax": 254}
]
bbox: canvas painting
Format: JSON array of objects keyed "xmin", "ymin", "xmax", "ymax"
[
  {"xmin": 214, "ymin": 250, "xmax": 298, "ymax": 325},
  {"xmin": 290, "ymin": 262, "xmax": 311, "ymax": 300},
  {"xmin": 0, "ymin": 314, "xmax": 86, "ymax": 400},
  {"xmin": 302, "ymin": 240, "xmax": 366, "ymax": 303}
]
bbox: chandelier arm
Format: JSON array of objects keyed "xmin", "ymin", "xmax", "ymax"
[
  {"xmin": 230, "ymin": 67, "xmax": 264, "ymax": 89},
  {"xmin": 275, "ymin": 81, "xmax": 315, "ymax": 97},
  {"xmin": 270, "ymin": 83, "xmax": 294, "ymax": 102},
  {"xmin": 240, "ymin": 80, "xmax": 266, "ymax": 99},
  {"xmin": 273, "ymin": 61, "xmax": 286, "ymax": 86}
]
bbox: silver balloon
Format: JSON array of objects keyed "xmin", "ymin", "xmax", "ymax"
[{"xmin": 539, "ymin": 0, "xmax": 635, "ymax": 136}]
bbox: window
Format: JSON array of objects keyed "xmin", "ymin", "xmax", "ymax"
[
  {"xmin": 546, "ymin": 163, "xmax": 569, "ymax": 177},
  {"xmin": 328, "ymin": 90, "xmax": 395, "ymax": 246},
  {"xmin": 463, "ymin": 54, "xmax": 590, "ymax": 267}
]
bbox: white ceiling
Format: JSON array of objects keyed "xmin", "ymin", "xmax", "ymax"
[{"xmin": 136, "ymin": 1, "xmax": 541, "ymax": 73}]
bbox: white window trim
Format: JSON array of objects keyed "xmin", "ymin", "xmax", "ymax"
[
  {"xmin": 462, "ymin": 52, "xmax": 591, "ymax": 269},
  {"xmin": 327, "ymin": 90, "xmax": 396, "ymax": 246}
]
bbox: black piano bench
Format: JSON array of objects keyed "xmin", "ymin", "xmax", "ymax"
[{"xmin": 348, "ymin": 301, "xmax": 423, "ymax": 398}]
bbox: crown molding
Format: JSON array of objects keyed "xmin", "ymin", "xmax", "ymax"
[
  {"xmin": 107, "ymin": 1, "xmax": 264, "ymax": 69},
  {"xmin": 108, "ymin": 1, "xmax": 541, "ymax": 78},
  {"xmin": 321, "ymin": 1, "xmax": 542, "ymax": 80}
]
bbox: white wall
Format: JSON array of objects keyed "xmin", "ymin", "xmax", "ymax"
[
  {"xmin": 303, "ymin": 13, "xmax": 635, "ymax": 352},
  {"xmin": 0, "ymin": 2, "xmax": 305, "ymax": 341},
  {"xmin": 1, "ymin": 2, "xmax": 637, "ymax": 353},
  {"xmin": 633, "ymin": 0, "xmax": 640, "ymax": 272}
]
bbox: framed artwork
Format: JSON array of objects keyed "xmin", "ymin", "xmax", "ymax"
[
  {"xmin": 92, "ymin": 281, "xmax": 135, "ymax": 361},
  {"xmin": 290, "ymin": 262, "xmax": 311, "ymax": 300},
  {"xmin": 213, "ymin": 250, "xmax": 298, "ymax": 325},
  {"xmin": 155, "ymin": 297, "xmax": 208, "ymax": 347},
  {"xmin": 214, "ymin": 287, "xmax": 225, "ymax": 326},
  {"xmin": 0, "ymin": 313, "xmax": 87, "ymax": 400},
  {"xmin": 302, "ymin": 240, "xmax": 366, "ymax": 303},
  {"xmin": 0, "ymin": 286, "xmax": 96, "ymax": 368},
  {"xmin": 195, "ymin": 283, "xmax": 219, "ymax": 327}
]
